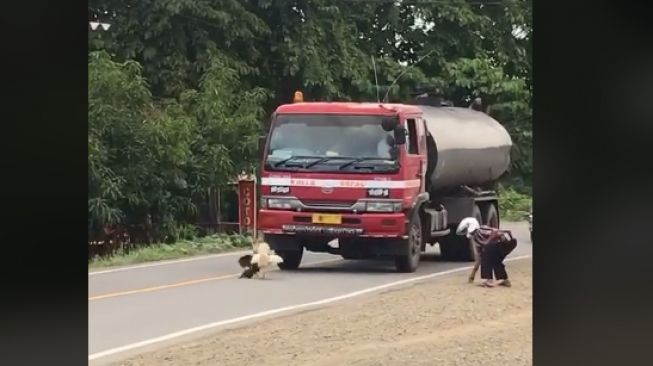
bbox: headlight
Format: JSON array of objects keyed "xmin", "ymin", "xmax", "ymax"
[
  {"xmin": 366, "ymin": 201, "xmax": 402, "ymax": 212},
  {"xmin": 266, "ymin": 197, "xmax": 301, "ymax": 210}
]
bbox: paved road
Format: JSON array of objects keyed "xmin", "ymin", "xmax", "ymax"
[{"xmin": 89, "ymin": 221, "xmax": 532, "ymax": 364}]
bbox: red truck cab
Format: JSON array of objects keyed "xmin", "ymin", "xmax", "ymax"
[{"xmin": 258, "ymin": 100, "xmax": 430, "ymax": 272}]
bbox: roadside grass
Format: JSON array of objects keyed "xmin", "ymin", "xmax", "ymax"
[
  {"xmin": 89, "ymin": 233, "xmax": 253, "ymax": 269},
  {"xmin": 498, "ymin": 185, "xmax": 532, "ymax": 221}
]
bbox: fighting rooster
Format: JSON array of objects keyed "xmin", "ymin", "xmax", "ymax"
[
  {"xmin": 238, "ymin": 239, "xmax": 284, "ymax": 279},
  {"xmin": 237, "ymin": 254, "xmax": 260, "ymax": 279}
]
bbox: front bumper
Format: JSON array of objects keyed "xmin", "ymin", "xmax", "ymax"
[{"xmin": 258, "ymin": 209, "xmax": 407, "ymax": 238}]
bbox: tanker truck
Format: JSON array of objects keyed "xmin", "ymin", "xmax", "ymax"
[{"xmin": 257, "ymin": 92, "xmax": 512, "ymax": 273}]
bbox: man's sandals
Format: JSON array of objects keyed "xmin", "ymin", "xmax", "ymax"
[{"xmin": 478, "ymin": 280, "xmax": 512, "ymax": 288}]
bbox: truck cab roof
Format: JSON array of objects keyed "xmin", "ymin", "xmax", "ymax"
[{"xmin": 275, "ymin": 102, "xmax": 423, "ymax": 116}]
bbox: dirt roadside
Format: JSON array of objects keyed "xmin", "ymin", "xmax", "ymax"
[{"xmin": 114, "ymin": 258, "xmax": 532, "ymax": 366}]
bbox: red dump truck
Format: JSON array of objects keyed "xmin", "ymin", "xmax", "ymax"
[{"xmin": 257, "ymin": 92, "xmax": 512, "ymax": 273}]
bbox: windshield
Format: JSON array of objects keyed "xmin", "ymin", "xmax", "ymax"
[{"xmin": 264, "ymin": 114, "xmax": 399, "ymax": 173}]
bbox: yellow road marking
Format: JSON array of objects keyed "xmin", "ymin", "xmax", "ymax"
[
  {"xmin": 89, "ymin": 273, "xmax": 237, "ymax": 301},
  {"xmin": 89, "ymin": 258, "xmax": 342, "ymax": 302}
]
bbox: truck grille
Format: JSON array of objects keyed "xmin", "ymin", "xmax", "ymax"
[
  {"xmin": 282, "ymin": 225, "xmax": 363, "ymax": 236},
  {"xmin": 300, "ymin": 200, "xmax": 356, "ymax": 209}
]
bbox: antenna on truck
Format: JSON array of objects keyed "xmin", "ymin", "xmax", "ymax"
[
  {"xmin": 382, "ymin": 49, "xmax": 436, "ymax": 103},
  {"xmin": 371, "ymin": 56, "xmax": 380, "ymax": 103}
]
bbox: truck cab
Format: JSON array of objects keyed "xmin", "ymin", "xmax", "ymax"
[{"xmin": 258, "ymin": 101, "xmax": 428, "ymax": 270}]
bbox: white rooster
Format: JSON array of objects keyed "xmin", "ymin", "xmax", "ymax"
[{"xmin": 251, "ymin": 240, "xmax": 284, "ymax": 279}]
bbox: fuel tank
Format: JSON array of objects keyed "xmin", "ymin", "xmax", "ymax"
[{"xmin": 418, "ymin": 105, "xmax": 512, "ymax": 191}]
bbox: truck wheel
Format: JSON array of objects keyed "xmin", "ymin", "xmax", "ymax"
[
  {"xmin": 394, "ymin": 211, "xmax": 422, "ymax": 273},
  {"xmin": 483, "ymin": 203, "xmax": 499, "ymax": 228},
  {"xmin": 264, "ymin": 234, "xmax": 303, "ymax": 270},
  {"xmin": 339, "ymin": 238, "xmax": 361, "ymax": 259},
  {"xmin": 439, "ymin": 204, "xmax": 482, "ymax": 262},
  {"xmin": 439, "ymin": 235, "xmax": 474, "ymax": 262},
  {"xmin": 277, "ymin": 249, "xmax": 303, "ymax": 270}
]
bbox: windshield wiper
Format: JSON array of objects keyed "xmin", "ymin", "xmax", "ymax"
[
  {"xmin": 303, "ymin": 156, "xmax": 358, "ymax": 168},
  {"xmin": 338, "ymin": 157, "xmax": 393, "ymax": 170},
  {"xmin": 271, "ymin": 155, "xmax": 321, "ymax": 168},
  {"xmin": 270, "ymin": 155, "xmax": 395, "ymax": 171}
]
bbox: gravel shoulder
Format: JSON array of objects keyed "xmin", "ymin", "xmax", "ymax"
[{"xmin": 113, "ymin": 257, "xmax": 532, "ymax": 366}]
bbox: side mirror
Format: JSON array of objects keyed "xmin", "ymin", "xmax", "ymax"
[
  {"xmin": 381, "ymin": 117, "xmax": 399, "ymax": 132},
  {"xmin": 385, "ymin": 134, "xmax": 396, "ymax": 146},
  {"xmin": 389, "ymin": 146, "xmax": 400, "ymax": 160},
  {"xmin": 393, "ymin": 126, "xmax": 407, "ymax": 145}
]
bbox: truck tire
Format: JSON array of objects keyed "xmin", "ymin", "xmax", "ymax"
[
  {"xmin": 277, "ymin": 249, "xmax": 303, "ymax": 270},
  {"xmin": 394, "ymin": 210, "xmax": 422, "ymax": 273},
  {"xmin": 263, "ymin": 234, "xmax": 303, "ymax": 270},
  {"xmin": 483, "ymin": 203, "xmax": 499, "ymax": 228},
  {"xmin": 338, "ymin": 238, "xmax": 362, "ymax": 260},
  {"xmin": 439, "ymin": 204, "xmax": 482, "ymax": 262}
]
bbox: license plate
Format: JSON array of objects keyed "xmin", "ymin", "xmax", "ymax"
[{"xmin": 312, "ymin": 213, "xmax": 342, "ymax": 224}]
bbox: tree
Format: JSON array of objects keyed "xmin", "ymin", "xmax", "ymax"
[
  {"xmin": 89, "ymin": 0, "xmax": 270, "ymax": 98},
  {"xmin": 88, "ymin": 50, "xmax": 267, "ymax": 242},
  {"xmin": 88, "ymin": 0, "xmax": 533, "ymax": 246}
]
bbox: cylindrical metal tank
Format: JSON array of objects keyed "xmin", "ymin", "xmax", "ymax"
[{"xmin": 418, "ymin": 105, "xmax": 512, "ymax": 191}]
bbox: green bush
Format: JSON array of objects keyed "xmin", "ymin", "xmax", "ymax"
[
  {"xmin": 89, "ymin": 234, "xmax": 254, "ymax": 269},
  {"xmin": 498, "ymin": 185, "xmax": 532, "ymax": 221}
]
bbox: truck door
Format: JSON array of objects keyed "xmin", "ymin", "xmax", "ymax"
[{"xmin": 404, "ymin": 116, "xmax": 426, "ymax": 194}]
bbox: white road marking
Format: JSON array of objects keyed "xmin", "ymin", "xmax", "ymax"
[
  {"xmin": 88, "ymin": 250, "xmax": 250, "ymax": 276},
  {"xmin": 88, "ymin": 254, "xmax": 532, "ymax": 361}
]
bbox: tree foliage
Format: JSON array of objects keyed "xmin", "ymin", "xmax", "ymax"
[
  {"xmin": 88, "ymin": 50, "xmax": 267, "ymax": 242},
  {"xmin": 88, "ymin": 0, "xmax": 532, "ymax": 242}
]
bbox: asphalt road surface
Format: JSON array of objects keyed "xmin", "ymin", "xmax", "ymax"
[{"xmin": 89, "ymin": 221, "xmax": 532, "ymax": 365}]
